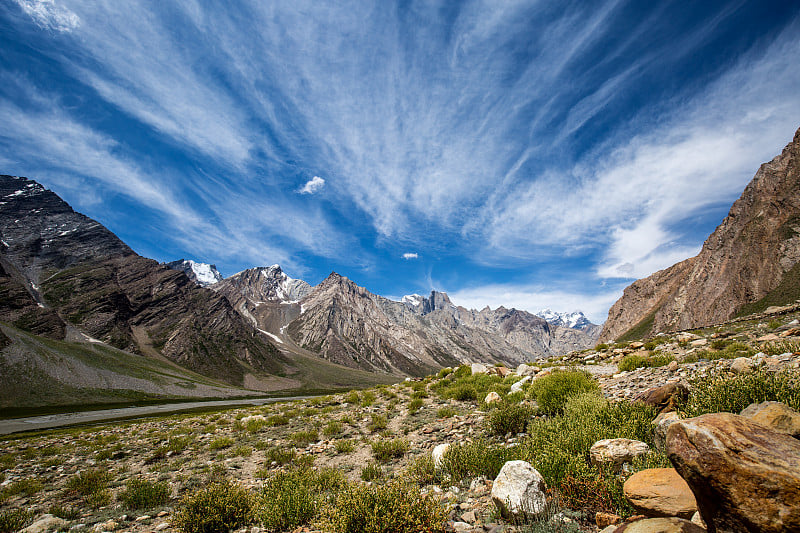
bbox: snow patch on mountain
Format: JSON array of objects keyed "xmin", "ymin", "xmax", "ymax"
[
  {"xmin": 401, "ymin": 294, "xmax": 423, "ymax": 308},
  {"xmin": 166, "ymin": 259, "xmax": 223, "ymax": 287}
]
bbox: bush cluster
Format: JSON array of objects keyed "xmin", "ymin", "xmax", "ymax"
[
  {"xmin": 617, "ymin": 353, "xmax": 674, "ymax": 372},
  {"xmin": 528, "ymin": 370, "xmax": 599, "ymax": 415},
  {"xmin": 119, "ymin": 478, "xmax": 170, "ymax": 509},
  {"xmin": 174, "ymin": 480, "xmax": 254, "ymax": 533},
  {"xmin": 488, "ymin": 403, "xmax": 533, "ymax": 436}
]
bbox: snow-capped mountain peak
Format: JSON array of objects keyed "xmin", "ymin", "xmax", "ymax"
[
  {"xmin": 535, "ymin": 309, "xmax": 594, "ymax": 330},
  {"xmin": 401, "ymin": 294, "xmax": 424, "ymax": 307},
  {"xmin": 166, "ymin": 259, "xmax": 223, "ymax": 287}
]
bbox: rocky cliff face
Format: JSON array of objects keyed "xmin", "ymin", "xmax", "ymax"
[
  {"xmin": 0, "ymin": 175, "xmax": 285, "ymax": 386},
  {"xmin": 280, "ymin": 274, "xmax": 598, "ymax": 376},
  {"xmin": 601, "ymin": 126, "xmax": 800, "ymax": 341}
]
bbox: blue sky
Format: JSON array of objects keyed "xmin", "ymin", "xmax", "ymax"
[{"xmin": 2, "ymin": 1, "xmax": 800, "ymax": 323}]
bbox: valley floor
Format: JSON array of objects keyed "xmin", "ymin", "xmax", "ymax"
[{"xmin": 2, "ymin": 308, "xmax": 800, "ymax": 533}]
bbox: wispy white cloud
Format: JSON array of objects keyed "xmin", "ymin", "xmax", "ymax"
[
  {"xmin": 298, "ymin": 176, "xmax": 325, "ymax": 194},
  {"xmin": 13, "ymin": 0, "xmax": 79, "ymax": 32},
  {"xmin": 402, "ymin": 252, "xmax": 419, "ymax": 260}
]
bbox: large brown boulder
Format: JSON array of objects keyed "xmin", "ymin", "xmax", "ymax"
[
  {"xmin": 740, "ymin": 400, "xmax": 800, "ymax": 438},
  {"xmin": 667, "ymin": 412, "xmax": 800, "ymax": 532},
  {"xmin": 623, "ymin": 468, "xmax": 697, "ymax": 519},
  {"xmin": 634, "ymin": 381, "xmax": 689, "ymax": 413}
]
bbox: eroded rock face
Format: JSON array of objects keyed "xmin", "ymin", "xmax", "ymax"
[
  {"xmin": 667, "ymin": 412, "xmax": 800, "ymax": 533},
  {"xmin": 601, "ymin": 126, "xmax": 800, "ymax": 341},
  {"xmin": 623, "ymin": 468, "xmax": 697, "ymax": 519},
  {"xmin": 740, "ymin": 400, "xmax": 800, "ymax": 438},
  {"xmin": 491, "ymin": 460, "xmax": 547, "ymax": 518}
]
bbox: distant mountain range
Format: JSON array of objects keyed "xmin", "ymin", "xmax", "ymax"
[
  {"xmin": 169, "ymin": 263, "xmax": 600, "ymax": 376},
  {"xmin": 601, "ymin": 126, "xmax": 800, "ymax": 341},
  {"xmin": 0, "ymin": 174, "xmax": 599, "ymax": 406}
]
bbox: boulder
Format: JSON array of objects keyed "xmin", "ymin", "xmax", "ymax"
[
  {"xmin": 634, "ymin": 381, "xmax": 689, "ymax": 413},
  {"xmin": 490, "ymin": 460, "xmax": 547, "ymax": 518},
  {"xmin": 516, "ymin": 363, "xmax": 539, "ymax": 377},
  {"xmin": 739, "ymin": 400, "xmax": 800, "ymax": 438},
  {"xmin": 689, "ymin": 338, "xmax": 707, "ymax": 347},
  {"xmin": 729, "ymin": 357, "xmax": 754, "ymax": 374},
  {"xmin": 432, "ymin": 443, "xmax": 450, "ymax": 469},
  {"xmin": 589, "ymin": 438, "xmax": 650, "ymax": 471},
  {"xmin": 509, "ymin": 376, "xmax": 531, "ymax": 394},
  {"xmin": 667, "ymin": 412, "xmax": 800, "ymax": 532},
  {"xmin": 652, "ymin": 411, "xmax": 681, "ymax": 452},
  {"xmin": 484, "ymin": 391, "xmax": 502, "ymax": 404},
  {"xmin": 623, "ymin": 468, "xmax": 697, "ymax": 519},
  {"xmin": 471, "ymin": 363, "xmax": 488, "ymax": 375},
  {"xmin": 595, "ymin": 512, "xmax": 621, "ymax": 528},
  {"xmin": 19, "ymin": 515, "xmax": 69, "ymax": 533},
  {"xmin": 493, "ymin": 366, "xmax": 511, "ymax": 377},
  {"xmin": 613, "ymin": 517, "xmax": 707, "ymax": 533}
]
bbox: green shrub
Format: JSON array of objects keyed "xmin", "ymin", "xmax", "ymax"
[
  {"xmin": 762, "ymin": 339, "xmax": 800, "ymax": 356},
  {"xmin": 360, "ymin": 462, "xmax": 383, "ymax": 481},
  {"xmin": 679, "ymin": 368, "xmax": 800, "ymax": 417},
  {"xmin": 324, "ymin": 420, "xmax": 343, "ymax": 437},
  {"xmin": 768, "ymin": 320, "xmax": 782, "ymax": 330},
  {"xmin": 528, "ymin": 370, "xmax": 599, "ymax": 415},
  {"xmin": 710, "ymin": 339, "xmax": 732, "ymax": 350},
  {"xmin": 290, "ymin": 429, "xmax": 319, "ymax": 446},
  {"xmin": 344, "ymin": 391, "xmax": 360, "ymax": 404},
  {"xmin": 168, "ymin": 436, "xmax": 190, "ymax": 453},
  {"xmin": 488, "ymin": 404, "xmax": 533, "ymax": 436},
  {"xmin": 436, "ymin": 406, "xmax": 457, "ymax": 418},
  {"xmin": 334, "ymin": 439, "xmax": 355, "ymax": 454},
  {"xmin": 405, "ymin": 455, "xmax": 444, "ymax": 486},
  {"xmin": 266, "ymin": 447, "xmax": 296, "ymax": 465},
  {"xmin": 258, "ymin": 470, "xmax": 316, "ymax": 531},
  {"xmin": 0, "ymin": 509, "xmax": 32, "ymax": 533},
  {"xmin": 440, "ymin": 439, "xmax": 513, "ymax": 482},
  {"xmin": 231, "ymin": 445, "xmax": 252, "ymax": 457},
  {"xmin": 449, "ymin": 384, "xmax": 478, "ymax": 402},
  {"xmin": 119, "ymin": 478, "xmax": 170, "ymax": 509},
  {"xmin": 1, "ymin": 478, "xmax": 43, "ymax": 499},
  {"xmin": 66, "ymin": 469, "xmax": 111, "ymax": 496},
  {"xmin": 47, "ymin": 505, "xmax": 81, "ymax": 520},
  {"xmin": 265, "ymin": 414, "xmax": 289, "ymax": 426},
  {"xmin": 209, "ymin": 437, "xmax": 234, "ymax": 451},
  {"xmin": 174, "ymin": 480, "xmax": 254, "ymax": 533},
  {"xmin": 326, "ymin": 481, "xmax": 446, "ymax": 533},
  {"xmin": 407, "ymin": 398, "xmax": 423, "ymax": 414},
  {"xmin": 618, "ymin": 353, "xmax": 675, "ymax": 372},
  {"xmin": 371, "ymin": 439, "xmax": 409, "ymax": 462},
  {"xmin": 360, "ymin": 391, "xmax": 377, "ymax": 407},
  {"xmin": 367, "ymin": 414, "xmax": 388, "ymax": 432},
  {"xmin": 594, "ymin": 343, "xmax": 609, "ymax": 351}
]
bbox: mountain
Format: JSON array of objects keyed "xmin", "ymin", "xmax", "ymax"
[
  {"xmin": 252, "ymin": 273, "xmax": 600, "ymax": 376},
  {"xmin": 165, "ymin": 259, "xmax": 223, "ymax": 287},
  {"xmin": 535, "ymin": 309, "xmax": 600, "ymax": 331},
  {"xmin": 601, "ymin": 126, "xmax": 800, "ymax": 342},
  {"xmin": 0, "ymin": 175, "xmax": 287, "ymax": 388}
]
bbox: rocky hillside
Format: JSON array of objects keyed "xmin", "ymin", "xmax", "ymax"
[
  {"xmin": 0, "ymin": 175, "xmax": 287, "ymax": 387},
  {"xmin": 601, "ymin": 126, "xmax": 800, "ymax": 342}
]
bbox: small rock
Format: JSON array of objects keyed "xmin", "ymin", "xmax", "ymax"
[
  {"xmin": 756, "ymin": 333, "xmax": 780, "ymax": 342},
  {"xmin": 740, "ymin": 400, "xmax": 800, "ymax": 437},
  {"xmin": 484, "ymin": 392, "xmax": 502, "ymax": 404},
  {"xmin": 690, "ymin": 338, "xmax": 708, "ymax": 347},
  {"xmin": 730, "ymin": 357, "xmax": 754, "ymax": 374},
  {"xmin": 596, "ymin": 511, "xmax": 621, "ymax": 528},
  {"xmin": 433, "ymin": 443, "xmax": 450, "ymax": 469},
  {"xmin": 471, "ymin": 363, "xmax": 488, "ymax": 375},
  {"xmin": 589, "ymin": 439, "xmax": 650, "ymax": 471},
  {"xmin": 623, "ymin": 468, "xmax": 697, "ymax": 519},
  {"xmin": 156, "ymin": 511, "xmax": 170, "ymax": 518},
  {"xmin": 461, "ymin": 511, "xmax": 477, "ymax": 523},
  {"xmin": 612, "ymin": 517, "xmax": 706, "ymax": 532},
  {"xmin": 509, "ymin": 376, "xmax": 530, "ymax": 394},
  {"xmin": 667, "ymin": 360, "xmax": 679, "ymax": 371},
  {"xmin": 491, "ymin": 460, "xmax": 547, "ymax": 518},
  {"xmin": 690, "ymin": 511, "xmax": 706, "ymax": 528},
  {"xmin": 452, "ymin": 522, "xmax": 473, "ymax": 532},
  {"xmin": 154, "ymin": 523, "xmax": 170, "ymax": 531}
]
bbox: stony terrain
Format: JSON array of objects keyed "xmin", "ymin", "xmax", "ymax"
[
  {"xmin": 601, "ymin": 126, "xmax": 800, "ymax": 342},
  {"xmin": 2, "ymin": 306, "xmax": 799, "ymax": 533}
]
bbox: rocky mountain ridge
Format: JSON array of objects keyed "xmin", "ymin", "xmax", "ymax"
[
  {"xmin": 0, "ymin": 175, "xmax": 287, "ymax": 388},
  {"xmin": 601, "ymin": 126, "xmax": 800, "ymax": 342},
  {"xmin": 164, "ymin": 259, "xmax": 223, "ymax": 287},
  {"xmin": 214, "ymin": 268, "xmax": 600, "ymax": 376}
]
